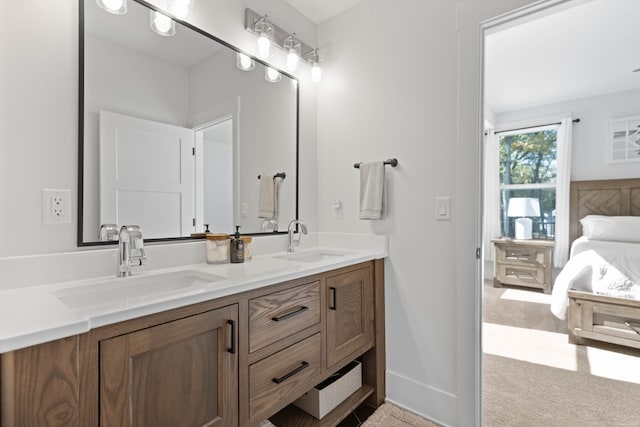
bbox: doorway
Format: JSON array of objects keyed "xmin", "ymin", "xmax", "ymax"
[
  {"xmin": 480, "ymin": 0, "xmax": 640, "ymax": 424},
  {"xmin": 194, "ymin": 117, "xmax": 234, "ymax": 233}
]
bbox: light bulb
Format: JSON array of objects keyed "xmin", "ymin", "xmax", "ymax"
[
  {"xmin": 168, "ymin": 0, "xmax": 191, "ymax": 19},
  {"xmin": 97, "ymin": 0, "xmax": 127, "ymax": 14},
  {"xmin": 154, "ymin": 14, "xmax": 172, "ymax": 33},
  {"xmin": 236, "ymin": 53, "xmax": 254, "ymax": 71},
  {"xmin": 283, "ymin": 36, "xmax": 300, "ymax": 72},
  {"xmin": 257, "ymin": 34, "xmax": 271, "ymax": 59},
  {"xmin": 286, "ymin": 51, "xmax": 299, "ymax": 72},
  {"xmin": 150, "ymin": 11, "xmax": 175, "ymax": 36},
  {"xmin": 311, "ymin": 63, "xmax": 322, "ymax": 83},
  {"xmin": 265, "ymin": 67, "xmax": 281, "ymax": 83}
]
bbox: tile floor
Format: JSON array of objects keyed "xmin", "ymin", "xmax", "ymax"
[{"xmin": 336, "ymin": 403, "xmax": 377, "ymax": 427}]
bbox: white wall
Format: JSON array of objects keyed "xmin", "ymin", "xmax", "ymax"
[
  {"xmin": 317, "ymin": 0, "xmax": 535, "ymax": 425},
  {"xmin": 0, "ymin": 0, "xmax": 318, "ymax": 257},
  {"xmin": 496, "ymin": 88, "xmax": 640, "ymax": 181},
  {"xmin": 1, "ymin": 0, "xmax": 78, "ymax": 256}
]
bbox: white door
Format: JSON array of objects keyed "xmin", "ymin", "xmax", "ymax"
[{"xmin": 99, "ymin": 110, "xmax": 195, "ymax": 238}]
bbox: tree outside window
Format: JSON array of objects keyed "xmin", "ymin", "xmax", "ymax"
[{"xmin": 499, "ymin": 127, "xmax": 557, "ymax": 240}]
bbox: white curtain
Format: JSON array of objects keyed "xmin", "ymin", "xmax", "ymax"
[
  {"xmin": 554, "ymin": 118, "xmax": 573, "ymax": 268},
  {"xmin": 483, "ymin": 130, "xmax": 501, "ymax": 262}
]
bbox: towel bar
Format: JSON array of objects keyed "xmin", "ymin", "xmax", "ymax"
[
  {"xmin": 353, "ymin": 158, "xmax": 398, "ymax": 169},
  {"xmin": 258, "ymin": 172, "xmax": 286, "ymax": 180}
]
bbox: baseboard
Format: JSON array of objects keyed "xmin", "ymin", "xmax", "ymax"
[{"xmin": 386, "ymin": 370, "xmax": 456, "ymax": 427}]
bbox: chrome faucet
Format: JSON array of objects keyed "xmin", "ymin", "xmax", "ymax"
[
  {"xmin": 99, "ymin": 223, "xmax": 119, "ymax": 241},
  {"xmin": 287, "ymin": 220, "xmax": 307, "ymax": 253},
  {"xmin": 261, "ymin": 219, "xmax": 279, "ymax": 232},
  {"xmin": 118, "ymin": 225, "xmax": 146, "ymax": 277}
]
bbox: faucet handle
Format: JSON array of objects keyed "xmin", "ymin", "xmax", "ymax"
[
  {"xmin": 132, "ymin": 248, "xmax": 146, "ymax": 265},
  {"xmin": 124, "ymin": 225, "xmax": 146, "ymax": 263},
  {"xmin": 99, "ymin": 224, "xmax": 119, "ymax": 241}
]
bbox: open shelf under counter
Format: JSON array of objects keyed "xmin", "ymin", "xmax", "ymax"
[{"xmin": 269, "ymin": 384, "xmax": 375, "ymax": 427}]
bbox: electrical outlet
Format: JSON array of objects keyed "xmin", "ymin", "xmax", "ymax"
[{"xmin": 42, "ymin": 189, "xmax": 72, "ymax": 224}]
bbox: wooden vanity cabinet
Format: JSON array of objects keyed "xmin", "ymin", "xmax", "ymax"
[
  {"xmin": 0, "ymin": 259, "xmax": 385, "ymax": 427},
  {"xmin": 326, "ymin": 265, "xmax": 374, "ymax": 369},
  {"xmin": 99, "ymin": 304, "xmax": 238, "ymax": 427},
  {"xmin": 0, "ymin": 336, "xmax": 80, "ymax": 426},
  {"xmin": 268, "ymin": 261, "xmax": 385, "ymax": 427}
]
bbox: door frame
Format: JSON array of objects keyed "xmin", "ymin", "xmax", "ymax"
[{"xmin": 475, "ymin": 0, "xmax": 576, "ymax": 424}]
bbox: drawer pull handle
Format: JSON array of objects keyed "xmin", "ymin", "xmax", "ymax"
[
  {"xmin": 227, "ymin": 319, "xmax": 236, "ymax": 354},
  {"xmin": 272, "ymin": 306, "xmax": 309, "ymax": 322},
  {"xmin": 329, "ymin": 287, "xmax": 337, "ymax": 310},
  {"xmin": 624, "ymin": 321, "xmax": 640, "ymax": 336},
  {"xmin": 272, "ymin": 361, "xmax": 310, "ymax": 384}
]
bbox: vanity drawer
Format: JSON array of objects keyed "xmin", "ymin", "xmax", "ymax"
[
  {"xmin": 249, "ymin": 333, "xmax": 321, "ymax": 420},
  {"xmin": 249, "ymin": 281, "xmax": 320, "ymax": 353}
]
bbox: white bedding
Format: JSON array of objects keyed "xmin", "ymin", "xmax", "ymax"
[{"xmin": 550, "ymin": 237, "xmax": 640, "ymax": 319}]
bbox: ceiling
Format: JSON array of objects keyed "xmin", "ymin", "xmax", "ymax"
[
  {"xmin": 485, "ymin": 0, "xmax": 640, "ymax": 114},
  {"xmin": 285, "ymin": 0, "xmax": 364, "ymax": 24},
  {"xmin": 285, "ymin": 0, "xmax": 640, "ymax": 114}
]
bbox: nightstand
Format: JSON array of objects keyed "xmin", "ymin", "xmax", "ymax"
[{"xmin": 492, "ymin": 239, "xmax": 554, "ymax": 294}]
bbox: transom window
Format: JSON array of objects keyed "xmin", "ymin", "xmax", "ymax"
[{"xmin": 499, "ymin": 125, "xmax": 557, "ymax": 239}]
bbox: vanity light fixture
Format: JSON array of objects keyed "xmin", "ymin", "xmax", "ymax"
[
  {"xmin": 283, "ymin": 35, "xmax": 301, "ymax": 71},
  {"xmin": 97, "ymin": 0, "xmax": 127, "ymax": 14},
  {"xmin": 150, "ymin": 10, "xmax": 175, "ymax": 36},
  {"xmin": 308, "ymin": 49, "xmax": 322, "ymax": 83},
  {"xmin": 265, "ymin": 66, "xmax": 282, "ymax": 83},
  {"xmin": 236, "ymin": 53, "xmax": 255, "ymax": 71},
  {"xmin": 245, "ymin": 8, "xmax": 322, "ymax": 82}
]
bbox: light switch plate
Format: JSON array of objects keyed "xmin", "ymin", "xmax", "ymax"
[{"xmin": 435, "ymin": 196, "xmax": 451, "ymax": 221}]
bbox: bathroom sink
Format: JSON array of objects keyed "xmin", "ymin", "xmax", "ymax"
[
  {"xmin": 273, "ymin": 249, "xmax": 350, "ymax": 263},
  {"xmin": 55, "ymin": 270, "xmax": 225, "ymax": 309}
]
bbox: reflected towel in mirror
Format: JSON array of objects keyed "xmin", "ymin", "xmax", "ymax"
[{"xmin": 258, "ymin": 175, "xmax": 278, "ymax": 218}]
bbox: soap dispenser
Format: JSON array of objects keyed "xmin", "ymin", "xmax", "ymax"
[{"xmin": 230, "ymin": 225, "xmax": 244, "ymax": 263}]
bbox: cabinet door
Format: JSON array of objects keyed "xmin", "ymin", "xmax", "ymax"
[
  {"xmin": 100, "ymin": 304, "xmax": 238, "ymax": 427},
  {"xmin": 326, "ymin": 266, "xmax": 374, "ymax": 369}
]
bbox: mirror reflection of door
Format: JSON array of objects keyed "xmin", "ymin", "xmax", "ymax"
[
  {"xmin": 99, "ymin": 110, "xmax": 195, "ymax": 239},
  {"xmin": 195, "ymin": 118, "xmax": 234, "ymax": 234}
]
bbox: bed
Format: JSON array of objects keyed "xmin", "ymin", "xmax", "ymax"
[{"xmin": 551, "ymin": 178, "xmax": 640, "ymax": 349}]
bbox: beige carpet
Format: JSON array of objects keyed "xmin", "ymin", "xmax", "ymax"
[
  {"xmin": 483, "ymin": 282, "xmax": 640, "ymax": 426},
  {"xmin": 362, "ymin": 403, "xmax": 440, "ymax": 427}
]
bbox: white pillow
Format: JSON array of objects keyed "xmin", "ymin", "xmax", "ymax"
[{"xmin": 580, "ymin": 215, "xmax": 640, "ymax": 242}]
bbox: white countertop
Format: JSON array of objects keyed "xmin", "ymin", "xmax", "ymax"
[{"xmin": 0, "ymin": 239, "xmax": 386, "ymax": 353}]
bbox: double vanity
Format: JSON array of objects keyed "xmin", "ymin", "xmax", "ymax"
[{"xmin": 0, "ymin": 234, "xmax": 387, "ymax": 427}]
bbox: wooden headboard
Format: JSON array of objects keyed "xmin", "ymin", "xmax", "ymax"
[{"xmin": 570, "ymin": 178, "xmax": 640, "ymax": 243}]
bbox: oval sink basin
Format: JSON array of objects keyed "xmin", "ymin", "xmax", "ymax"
[
  {"xmin": 273, "ymin": 250, "xmax": 350, "ymax": 263},
  {"xmin": 55, "ymin": 270, "xmax": 225, "ymax": 309}
]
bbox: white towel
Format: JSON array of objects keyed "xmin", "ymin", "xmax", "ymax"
[
  {"xmin": 258, "ymin": 175, "xmax": 277, "ymax": 218},
  {"xmin": 359, "ymin": 162, "xmax": 385, "ymax": 220}
]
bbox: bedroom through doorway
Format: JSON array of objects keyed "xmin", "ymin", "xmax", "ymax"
[{"xmin": 481, "ymin": 0, "xmax": 640, "ymax": 424}]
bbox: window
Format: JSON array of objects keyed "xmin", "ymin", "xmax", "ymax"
[
  {"xmin": 608, "ymin": 115, "xmax": 640, "ymax": 163},
  {"xmin": 499, "ymin": 125, "xmax": 557, "ymax": 239}
]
